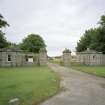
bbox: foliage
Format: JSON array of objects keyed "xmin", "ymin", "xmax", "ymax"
[
  {"xmin": 91, "ymin": 27, "xmax": 105, "ymax": 53},
  {"xmin": 0, "ymin": 66, "xmax": 59, "ymax": 105},
  {"xmin": 76, "ymin": 15, "xmax": 105, "ymax": 53},
  {"xmin": 0, "ymin": 14, "xmax": 9, "ymax": 48},
  {"xmin": 19, "ymin": 34, "xmax": 46, "ymax": 53},
  {"xmin": 76, "ymin": 28, "xmax": 96, "ymax": 52},
  {"xmin": 7, "ymin": 42, "xmax": 20, "ymax": 49},
  {"xmin": 0, "ymin": 14, "xmax": 9, "ymax": 28},
  {"xmin": 99, "ymin": 15, "xmax": 105, "ymax": 27},
  {"xmin": 63, "ymin": 48, "xmax": 71, "ymax": 53},
  {"xmin": 0, "ymin": 31, "xmax": 8, "ymax": 48}
]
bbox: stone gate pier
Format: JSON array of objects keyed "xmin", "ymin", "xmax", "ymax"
[
  {"xmin": 62, "ymin": 48, "xmax": 71, "ymax": 66},
  {"xmin": 39, "ymin": 48, "xmax": 48, "ymax": 66}
]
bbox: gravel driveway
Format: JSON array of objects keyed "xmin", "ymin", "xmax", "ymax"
[{"xmin": 40, "ymin": 63, "xmax": 105, "ymax": 105}]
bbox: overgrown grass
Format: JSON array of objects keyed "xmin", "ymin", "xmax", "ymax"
[
  {"xmin": 71, "ymin": 64, "xmax": 105, "ymax": 77},
  {"xmin": 0, "ymin": 66, "xmax": 60, "ymax": 105}
]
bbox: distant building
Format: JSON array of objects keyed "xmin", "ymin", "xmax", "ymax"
[{"xmin": 76, "ymin": 48, "xmax": 105, "ymax": 66}]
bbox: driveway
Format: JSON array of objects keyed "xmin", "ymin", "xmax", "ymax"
[{"xmin": 40, "ymin": 63, "xmax": 105, "ymax": 105}]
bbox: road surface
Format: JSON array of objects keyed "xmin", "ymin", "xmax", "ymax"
[{"xmin": 40, "ymin": 63, "xmax": 105, "ymax": 105}]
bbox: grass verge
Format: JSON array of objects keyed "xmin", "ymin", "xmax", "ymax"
[
  {"xmin": 0, "ymin": 66, "xmax": 59, "ymax": 105},
  {"xmin": 71, "ymin": 64, "xmax": 105, "ymax": 78}
]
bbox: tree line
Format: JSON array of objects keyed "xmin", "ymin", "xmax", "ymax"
[
  {"xmin": 0, "ymin": 14, "xmax": 46, "ymax": 53},
  {"xmin": 76, "ymin": 14, "xmax": 105, "ymax": 54}
]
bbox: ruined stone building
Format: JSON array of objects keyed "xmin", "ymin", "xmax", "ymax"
[
  {"xmin": 0, "ymin": 48, "xmax": 47, "ymax": 67},
  {"xmin": 76, "ymin": 48, "xmax": 105, "ymax": 66}
]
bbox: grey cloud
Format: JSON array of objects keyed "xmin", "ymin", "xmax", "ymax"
[{"xmin": 0, "ymin": 0, "xmax": 105, "ymax": 56}]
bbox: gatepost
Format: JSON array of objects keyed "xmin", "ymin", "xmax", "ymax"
[
  {"xmin": 39, "ymin": 48, "xmax": 47, "ymax": 66},
  {"xmin": 63, "ymin": 48, "xmax": 71, "ymax": 66}
]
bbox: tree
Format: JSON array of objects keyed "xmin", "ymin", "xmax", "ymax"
[
  {"xmin": 0, "ymin": 32, "xmax": 8, "ymax": 48},
  {"xmin": 76, "ymin": 28, "xmax": 96, "ymax": 52},
  {"xmin": 90, "ymin": 15, "xmax": 105, "ymax": 53},
  {"xmin": 76, "ymin": 14, "xmax": 105, "ymax": 54},
  {"xmin": 19, "ymin": 34, "xmax": 46, "ymax": 53},
  {"xmin": 99, "ymin": 15, "xmax": 105, "ymax": 28},
  {"xmin": 0, "ymin": 14, "xmax": 9, "ymax": 28},
  {"xmin": 91, "ymin": 27, "xmax": 105, "ymax": 53},
  {"xmin": 0, "ymin": 14, "xmax": 9, "ymax": 48},
  {"xmin": 7, "ymin": 42, "xmax": 19, "ymax": 49}
]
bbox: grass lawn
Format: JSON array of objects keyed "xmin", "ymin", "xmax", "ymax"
[
  {"xmin": 71, "ymin": 65, "xmax": 105, "ymax": 77},
  {"xmin": 0, "ymin": 66, "xmax": 59, "ymax": 105}
]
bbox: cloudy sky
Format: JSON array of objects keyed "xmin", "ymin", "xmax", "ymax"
[{"xmin": 0, "ymin": 0, "xmax": 105, "ymax": 56}]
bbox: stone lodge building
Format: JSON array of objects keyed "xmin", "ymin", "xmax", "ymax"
[
  {"xmin": 76, "ymin": 48, "xmax": 105, "ymax": 66},
  {"xmin": 0, "ymin": 48, "xmax": 47, "ymax": 67}
]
